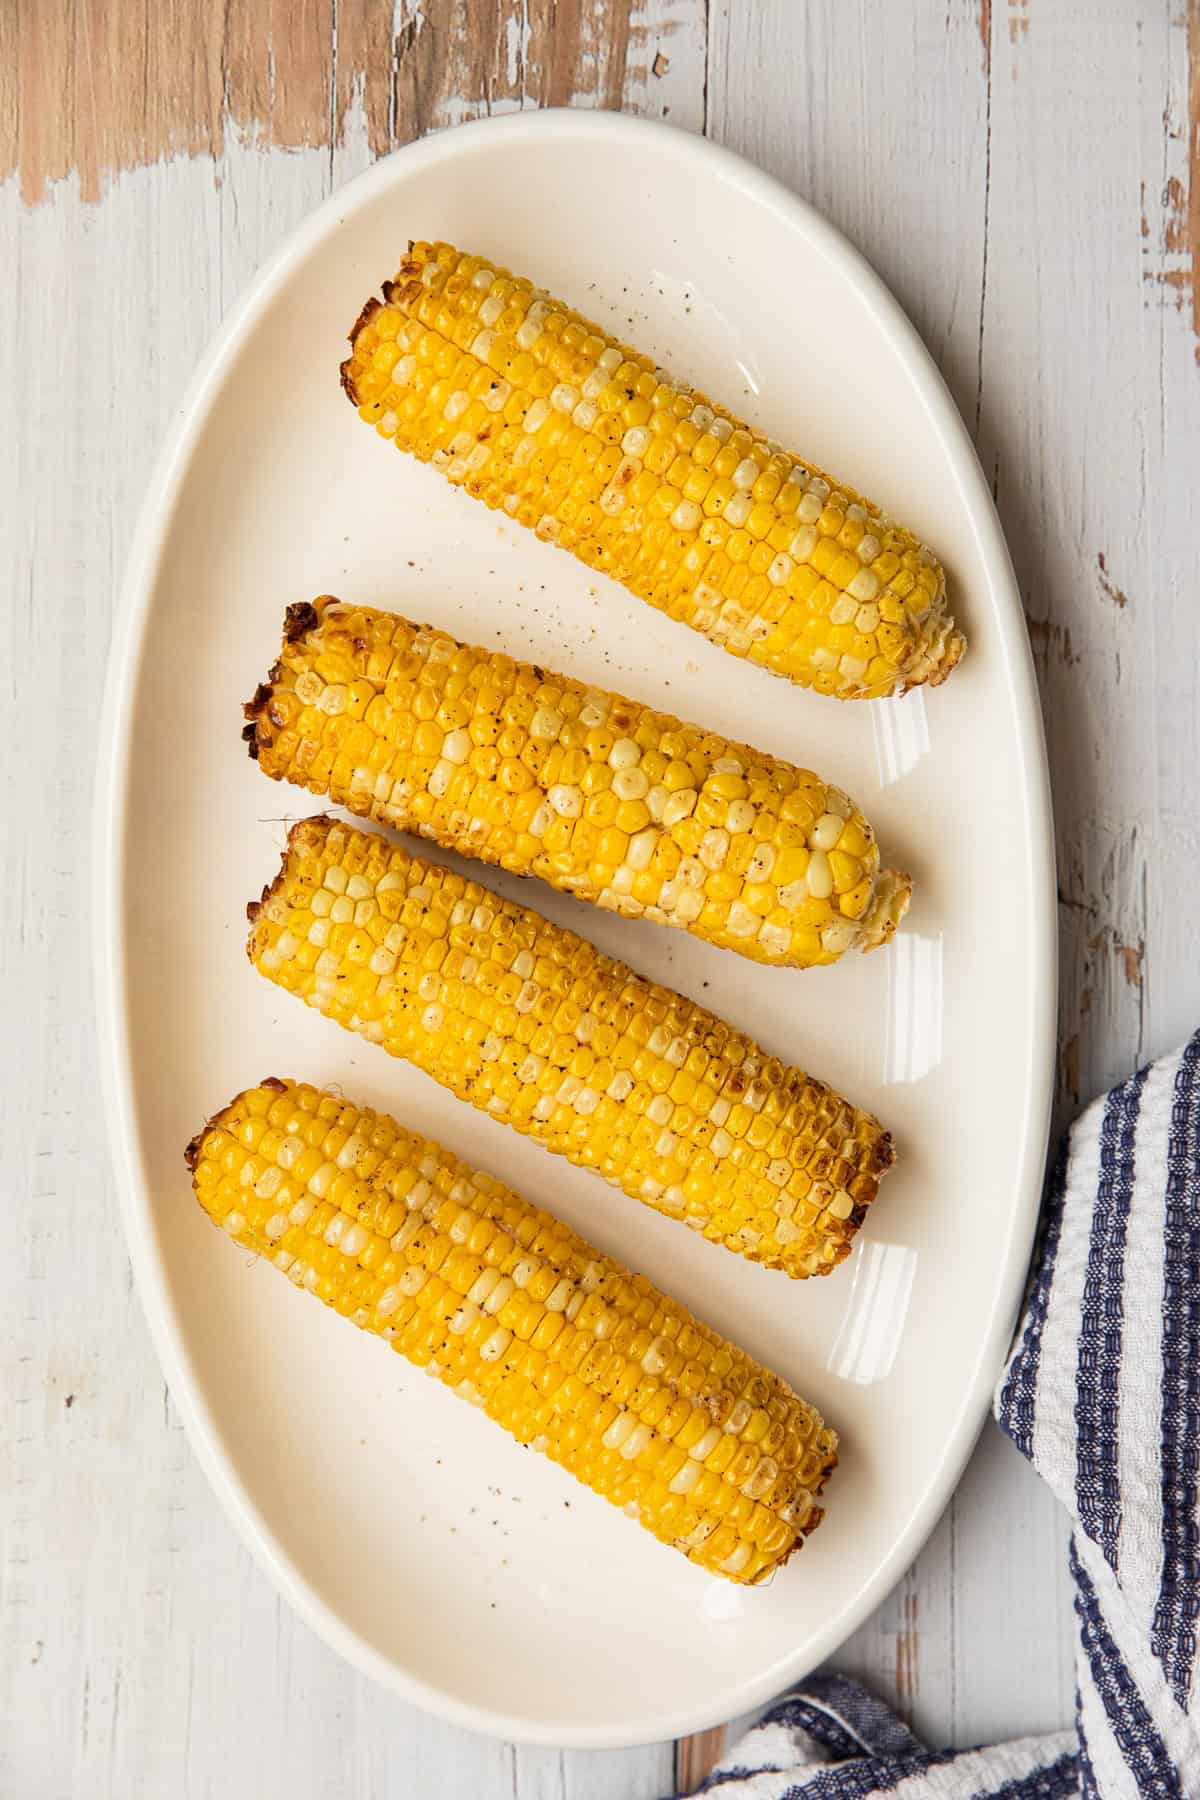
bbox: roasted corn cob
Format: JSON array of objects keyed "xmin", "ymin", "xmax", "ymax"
[
  {"xmin": 188, "ymin": 1079, "xmax": 838, "ymax": 1584},
  {"xmin": 249, "ymin": 817, "xmax": 894, "ymax": 1278},
  {"xmin": 244, "ymin": 599, "xmax": 911, "ymax": 968},
  {"xmin": 340, "ymin": 242, "xmax": 964, "ymax": 701}
]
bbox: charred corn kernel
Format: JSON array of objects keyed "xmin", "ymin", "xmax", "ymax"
[
  {"xmin": 340, "ymin": 245, "xmax": 964, "ymax": 700},
  {"xmin": 187, "ymin": 1079, "xmax": 838, "ymax": 1583},
  {"xmin": 246, "ymin": 599, "xmax": 912, "ymax": 969},
  {"xmin": 248, "ymin": 817, "xmax": 895, "ymax": 1278}
]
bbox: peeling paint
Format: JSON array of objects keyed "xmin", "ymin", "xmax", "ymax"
[
  {"xmin": 0, "ymin": 0, "xmax": 663, "ymax": 205},
  {"xmin": 1097, "ymin": 553, "xmax": 1131, "ymax": 609},
  {"xmin": 895, "ymin": 1584, "xmax": 920, "ymax": 1712},
  {"xmin": 1119, "ymin": 942, "xmax": 1145, "ymax": 989},
  {"xmin": 1007, "ymin": 0, "xmax": 1031, "ymax": 47},
  {"xmin": 675, "ymin": 1726, "xmax": 727, "ymax": 1790}
]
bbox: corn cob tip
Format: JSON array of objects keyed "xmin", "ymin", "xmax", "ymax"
[{"xmin": 859, "ymin": 868, "xmax": 912, "ymax": 951}]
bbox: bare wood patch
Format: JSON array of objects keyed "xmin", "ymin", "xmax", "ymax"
[
  {"xmin": 1096, "ymin": 553, "xmax": 1130, "ymax": 609},
  {"xmin": 4, "ymin": 0, "xmax": 702, "ymax": 206},
  {"xmin": 675, "ymin": 1724, "xmax": 728, "ymax": 1792},
  {"xmin": 894, "ymin": 1583, "xmax": 920, "ymax": 1712}
]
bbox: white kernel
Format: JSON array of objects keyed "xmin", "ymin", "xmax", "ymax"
[
  {"xmin": 551, "ymin": 383, "xmax": 579, "ymax": 413},
  {"xmin": 768, "ymin": 554, "xmax": 794, "ymax": 586},
  {"xmin": 678, "ymin": 857, "xmax": 705, "ymax": 888},
  {"xmin": 421, "ymin": 1004, "xmax": 445, "ymax": 1032},
  {"xmin": 724, "ymin": 492, "xmax": 752, "ymax": 527},
  {"xmin": 699, "ymin": 828, "xmax": 729, "ymax": 870},
  {"xmin": 711, "ymin": 1129, "xmax": 733, "ymax": 1158},
  {"xmin": 393, "ymin": 354, "xmax": 416, "ymax": 386},
  {"xmin": 829, "ymin": 595, "xmax": 857, "ymax": 626},
  {"xmin": 516, "ymin": 981, "xmax": 539, "ymax": 1013},
  {"xmin": 479, "ymin": 292, "xmax": 504, "ymax": 326},
  {"xmin": 341, "ymin": 1223, "xmax": 368, "ymax": 1258},
  {"xmin": 598, "ymin": 346, "xmax": 622, "ymax": 373},
  {"xmin": 646, "ymin": 784, "xmax": 669, "ymax": 822},
  {"xmin": 689, "ymin": 1426, "xmax": 723, "ymax": 1461},
  {"xmin": 811, "ymin": 812, "xmax": 844, "ymax": 851},
  {"xmin": 468, "ymin": 1268, "xmax": 500, "ymax": 1307},
  {"xmin": 375, "ymin": 1286, "xmax": 401, "ymax": 1318},
  {"xmin": 289, "ymin": 1197, "xmax": 314, "ymax": 1226},
  {"xmin": 849, "ymin": 568, "xmax": 881, "ymax": 603},
  {"xmin": 527, "ymin": 802, "xmax": 552, "ymax": 838},
  {"xmin": 796, "ymin": 492, "xmax": 823, "ymax": 525},
  {"xmin": 857, "ymin": 533, "xmax": 881, "ymax": 562},
  {"xmin": 671, "ymin": 500, "xmax": 702, "ymax": 532},
  {"xmin": 471, "ymin": 329, "xmax": 495, "ymax": 360},
  {"xmin": 530, "ymin": 706, "xmax": 563, "ymax": 740},
  {"xmin": 789, "ymin": 523, "xmax": 819, "ymax": 560},
  {"xmin": 428, "ymin": 759, "xmax": 453, "ymax": 798},
  {"xmin": 711, "ymin": 417, "xmax": 733, "ymax": 443},
  {"xmin": 655, "ymin": 1130, "xmax": 677, "ymax": 1158},
  {"xmin": 574, "ymin": 1087, "xmax": 600, "ymax": 1116},
  {"xmin": 648, "ymin": 1094, "xmax": 673, "ymax": 1125},
  {"xmin": 806, "ymin": 849, "xmax": 834, "ymax": 899},
  {"xmin": 725, "ymin": 799, "xmax": 755, "ymax": 835},
  {"xmin": 674, "ymin": 888, "xmax": 704, "ymax": 922},
  {"xmin": 308, "ymin": 918, "xmax": 331, "ymax": 949},
  {"xmin": 443, "ymin": 390, "xmax": 470, "ymax": 421},
  {"xmin": 621, "ymin": 426, "xmax": 651, "ymax": 457},
  {"xmin": 612, "ymin": 767, "xmax": 649, "ymax": 801},
  {"xmin": 329, "ymin": 896, "xmax": 353, "ymax": 926},
  {"xmin": 471, "ymin": 267, "xmax": 495, "ymax": 290},
  {"xmin": 626, "ymin": 829, "xmax": 657, "ymax": 870},
  {"xmin": 727, "ymin": 902, "xmax": 759, "ymax": 937},
  {"xmin": 663, "ymin": 789, "xmax": 697, "ymax": 826},
  {"xmin": 517, "ymin": 1054, "xmax": 545, "ymax": 1084},
  {"xmin": 484, "ymin": 1276, "xmax": 514, "ymax": 1316},
  {"xmin": 621, "ymin": 1424, "xmax": 652, "ymax": 1461},
  {"xmin": 603, "ymin": 1411, "xmax": 636, "ymax": 1451},
  {"xmin": 733, "ymin": 457, "xmax": 759, "ymax": 490},
  {"xmin": 747, "ymin": 844, "xmax": 775, "ymax": 881},
  {"xmin": 417, "ymin": 972, "xmax": 440, "ymax": 1001},
  {"xmin": 855, "ymin": 604, "xmax": 881, "ymax": 633},
  {"xmin": 609, "ymin": 738, "xmax": 640, "ymax": 770},
  {"xmin": 712, "ymin": 757, "xmax": 744, "ymax": 775},
  {"xmin": 479, "ymin": 1326, "xmax": 512, "ymax": 1363},
  {"xmin": 572, "ymin": 400, "xmax": 598, "ymax": 430},
  {"xmin": 548, "ymin": 784, "xmax": 582, "ymax": 818},
  {"xmin": 523, "ymin": 397, "xmax": 549, "ymax": 433},
  {"xmin": 669, "ymin": 1460, "xmax": 701, "ymax": 1495},
  {"xmin": 516, "ymin": 319, "xmax": 542, "ymax": 351},
  {"xmin": 840, "ymin": 654, "xmax": 869, "ymax": 682},
  {"xmin": 821, "ymin": 921, "xmax": 860, "ymax": 955},
  {"xmin": 759, "ymin": 922, "xmax": 791, "ymax": 954},
  {"xmin": 607, "ymin": 1073, "xmax": 634, "ymax": 1101},
  {"xmin": 807, "ymin": 476, "xmax": 830, "ymax": 500}
]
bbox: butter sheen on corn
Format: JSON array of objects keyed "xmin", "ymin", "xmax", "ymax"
[
  {"xmin": 187, "ymin": 1079, "xmax": 838, "ymax": 1584},
  {"xmin": 245, "ymin": 598, "xmax": 911, "ymax": 969},
  {"xmin": 248, "ymin": 816, "xmax": 894, "ymax": 1278},
  {"xmin": 340, "ymin": 241, "xmax": 965, "ymax": 701}
]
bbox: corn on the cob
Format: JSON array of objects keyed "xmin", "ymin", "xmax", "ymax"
[
  {"xmin": 187, "ymin": 1078, "xmax": 838, "ymax": 1584},
  {"xmin": 249, "ymin": 816, "xmax": 894, "ymax": 1278},
  {"xmin": 340, "ymin": 242, "xmax": 964, "ymax": 701},
  {"xmin": 244, "ymin": 598, "xmax": 911, "ymax": 968}
]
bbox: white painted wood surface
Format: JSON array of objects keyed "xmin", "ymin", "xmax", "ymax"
[{"xmin": 4, "ymin": 1, "xmax": 1197, "ymax": 1791}]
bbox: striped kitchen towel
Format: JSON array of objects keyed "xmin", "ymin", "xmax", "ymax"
[{"xmin": 670, "ymin": 1033, "xmax": 1200, "ymax": 1798}]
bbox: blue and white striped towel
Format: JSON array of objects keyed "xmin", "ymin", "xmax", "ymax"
[{"xmin": 670, "ymin": 1032, "xmax": 1200, "ymax": 1798}]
